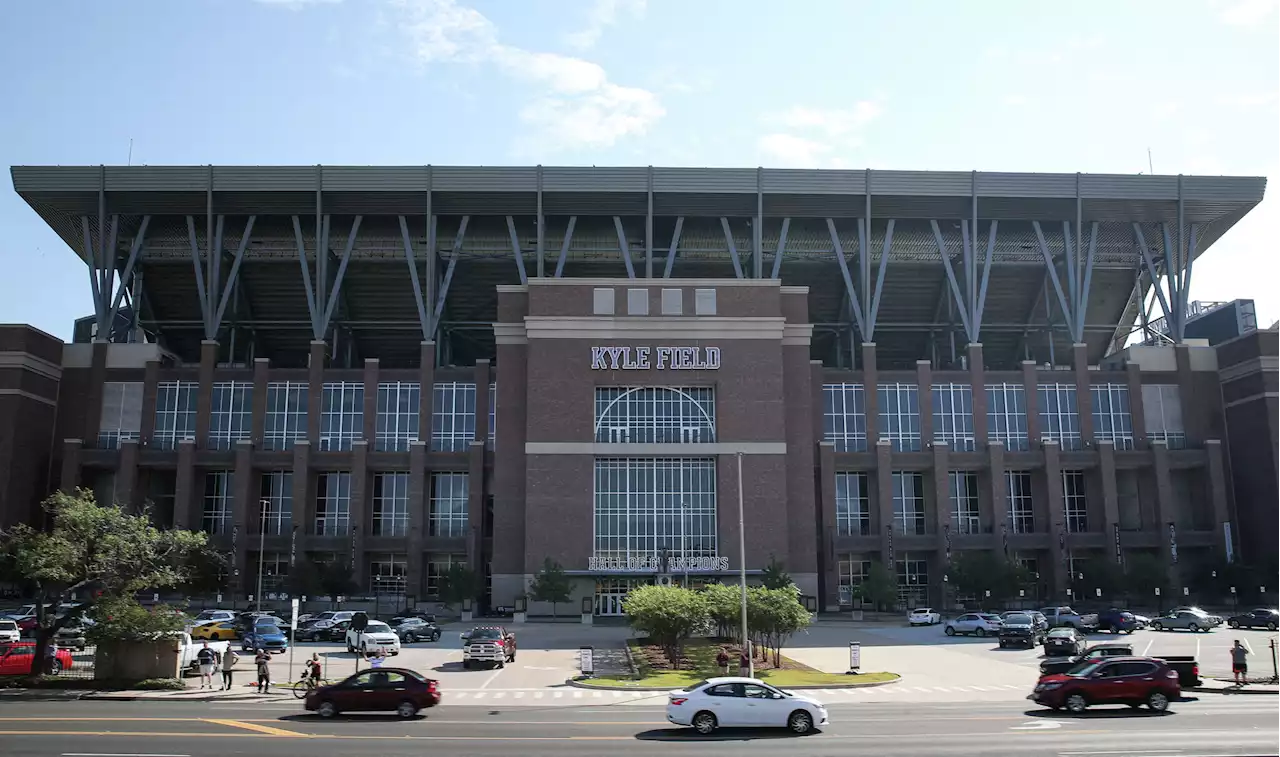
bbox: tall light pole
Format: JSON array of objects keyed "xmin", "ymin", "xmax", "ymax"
[
  {"xmin": 256, "ymin": 498, "xmax": 271, "ymax": 612},
  {"xmin": 680, "ymin": 500, "xmax": 689, "ymax": 587},
  {"xmin": 736, "ymin": 452, "xmax": 751, "ymax": 678}
]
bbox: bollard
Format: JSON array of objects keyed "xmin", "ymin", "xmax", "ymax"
[{"xmin": 846, "ymin": 641, "xmax": 861, "ymax": 675}]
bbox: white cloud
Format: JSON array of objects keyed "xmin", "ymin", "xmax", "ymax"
[
  {"xmin": 757, "ymin": 103, "xmax": 884, "ymax": 168},
  {"xmin": 756, "ymin": 134, "xmax": 833, "ymax": 168},
  {"xmin": 390, "ymin": 0, "xmax": 663, "ymax": 152},
  {"xmin": 770, "ymin": 103, "xmax": 883, "ymax": 137},
  {"xmin": 564, "ymin": 0, "xmax": 646, "ymax": 50},
  {"xmin": 1215, "ymin": 0, "xmax": 1279, "ymax": 25}
]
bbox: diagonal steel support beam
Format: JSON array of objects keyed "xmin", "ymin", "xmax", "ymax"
[
  {"xmin": 291, "ymin": 215, "xmax": 322, "ymax": 339},
  {"xmin": 81, "ymin": 217, "xmax": 104, "ymax": 325},
  {"xmin": 1031, "ymin": 221, "xmax": 1078, "ymax": 343},
  {"xmin": 100, "ymin": 214, "xmax": 120, "ymax": 336},
  {"xmin": 828, "ymin": 218, "xmax": 867, "ymax": 338},
  {"xmin": 506, "ymin": 216, "xmax": 528, "ymax": 285},
  {"xmin": 720, "ymin": 217, "xmax": 745, "ymax": 279},
  {"xmin": 1182, "ymin": 224, "xmax": 1199, "ymax": 316},
  {"xmin": 663, "ymin": 217, "xmax": 684, "ymax": 279},
  {"xmin": 186, "ymin": 215, "xmax": 214, "ymax": 339},
  {"xmin": 431, "ymin": 216, "xmax": 469, "ymax": 338},
  {"xmin": 614, "ymin": 216, "xmax": 636, "ymax": 279},
  {"xmin": 318, "ymin": 216, "xmax": 362, "ymax": 337},
  {"xmin": 770, "ymin": 217, "xmax": 790, "ymax": 280},
  {"xmin": 930, "ymin": 220, "xmax": 975, "ymax": 342},
  {"xmin": 210, "ymin": 217, "xmax": 257, "ymax": 336},
  {"xmin": 400, "ymin": 215, "xmax": 430, "ymax": 339},
  {"xmin": 867, "ymin": 219, "xmax": 896, "ymax": 339},
  {"xmin": 554, "ymin": 216, "xmax": 576, "ymax": 278},
  {"xmin": 1161, "ymin": 222, "xmax": 1184, "ymax": 341},
  {"xmin": 108, "ymin": 215, "xmax": 152, "ymax": 329},
  {"xmin": 974, "ymin": 220, "xmax": 998, "ymax": 337},
  {"xmin": 1132, "ymin": 224, "xmax": 1173, "ymax": 333},
  {"xmin": 1075, "ymin": 221, "xmax": 1098, "ymax": 341}
]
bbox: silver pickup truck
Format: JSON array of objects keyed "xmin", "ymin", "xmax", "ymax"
[{"xmin": 1039, "ymin": 606, "xmax": 1100, "ymax": 632}]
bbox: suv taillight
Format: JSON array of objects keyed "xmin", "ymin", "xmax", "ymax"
[
  {"xmin": 428, "ymin": 680, "xmax": 438, "ymax": 693},
  {"xmin": 1166, "ymin": 669, "xmax": 1178, "ymax": 679}
]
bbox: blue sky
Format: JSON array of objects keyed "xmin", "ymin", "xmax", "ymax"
[{"xmin": 1, "ymin": 0, "xmax": 1276, "ymax": 339}]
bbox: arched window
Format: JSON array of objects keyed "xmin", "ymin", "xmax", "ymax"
[{"xmin": 593, "ymin": 387, "xmax": 716, "ymax": 443}]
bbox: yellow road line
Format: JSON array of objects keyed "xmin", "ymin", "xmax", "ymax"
[{"xmin": 200, "ymin": 719, "xmax": 306, "ymax": 737}]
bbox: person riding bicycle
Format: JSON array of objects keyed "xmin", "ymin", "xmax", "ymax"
[{"xmin": 306, "ymin": 653, "xmax": 322, "ymax": 684}]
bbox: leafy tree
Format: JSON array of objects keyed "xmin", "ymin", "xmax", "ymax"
[
  {"xmin": 1076, "ymin": 556, "xmax": 1125, "ymax": 601},
  {"xmin": 759, "ymin": 555, "xmax": 794, "ymax": 590},
  {"xmin": 746, "ymin": 585, "xmax": 811, "ymax": 667},
  {"xmin": 315, "ymin": 560, "xmax": 358, "ymax": 602},
  {"xmin": 703, "ymin": 582, "xmax": 743, "ymax": 641},
  {"xmin": 948, "ymin": 551, "xmax": 1012, "ymax": 604},
  {"xmin": 623, "ymin": 585, "xmax": 708, "ymax": 666},
  {"xmin": 855, "ymin": 562, "xmax": 899, "ymax": 611},
  {"xmin": 288, "ymin": 560, "xmax": 325, "ymax": 600},
  {"xmin": 0, "ymin": 489, "xmax": 210, "ymax": 678},
  {"xmin": 437, "ymin": 563, "xmax": 482, "ymax": 611},
  {"xmin": 181, "ymin": 548, "xmax": 231, "ymax": 597},
  {"xmin": 86, "ymin": 596, "xmax": 187, "ymax": 644},
  {"xmin": 528, "ymin": 558, "xmax": 573, "ymax": 618},
  {"xmin": 1122, "ymin": 553, "xmax": 1170, "ymax": 599}
]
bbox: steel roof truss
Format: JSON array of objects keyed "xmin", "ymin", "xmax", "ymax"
[
  {"xmin": 719, "ymin": 217, "xmax": 745, "ymax": 279},
  {"xmin": 614, "ymin": 216, "xmax": 636, "ymax": 279},
  {"xmin": 507, "ymin": 215, "xmax": 528, "ymax": 285},
  {"xmin": 770, "ymin": 217, "xmax": 790, "ymax": 280},
  {"xmin": 1132, "ymin": 223, "xmax": 1174, "ymax": 339},
  {"xmin": 662, "ymin": 217, "xmax": 684, "ymax": 279},
  {"xmin": 554, "ymin": 216, "xmax": 577, "ymax": 278},
  {"xmin": 828, "ymin": 218, "xmax": 867, "ymax": 338},
  {"xmin": 108, "ymin": 215, "xmax": 152, "ymax": 330}
]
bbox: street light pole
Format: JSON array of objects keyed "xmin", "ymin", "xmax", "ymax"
[
  {"xmin": 736, "ymin": 452, "xmax": 751, "ymax": 678},
  {"xmin": 256, "ymin": 498, "xmax": 270, "ymax": 612},
  {"xmin": 680, "ymin": 501, "xmax": 689, "ymax": 587}
]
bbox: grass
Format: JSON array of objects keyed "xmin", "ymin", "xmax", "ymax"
[{"xmin": 575, "ymin": 639, "xmax": 899, "ymax": 689}]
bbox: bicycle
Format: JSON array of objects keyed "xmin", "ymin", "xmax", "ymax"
[{"xmin": 291, "ymin": 674, "xmax": 331, "ymax": 699}]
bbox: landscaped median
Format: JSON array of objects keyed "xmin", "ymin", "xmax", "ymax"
[{"xmin": 571, "ymin": 638, "xmax": 900, "ymax": 690}]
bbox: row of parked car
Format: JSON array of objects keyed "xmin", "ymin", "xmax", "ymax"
[
  {"xmin": 187, "ymin": 608, "xmax": 444, "ymax": 656},
  {"xmin": 914, "ymin": 604, "xmax": 1275, "ymax": 637}
]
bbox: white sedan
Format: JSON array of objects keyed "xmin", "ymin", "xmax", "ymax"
[
  {"xmin": 908, "ymin": 607, "xmax": 941, "ymax": 625},
  {"xmin": 666, "ymin": 677, "xmax": 828, "ymax": 735}
]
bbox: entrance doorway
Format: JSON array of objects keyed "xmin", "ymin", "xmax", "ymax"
[{"xmin": 593, "ymin": 578, "xmax": 651, "ymax": 616}]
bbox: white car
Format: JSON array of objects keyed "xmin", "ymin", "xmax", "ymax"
[
  {"xmin": 346, "ymin": 621, "xmax": 401, "ymax": 655},
  {"xmin": 666, "ymin": 677, "xmax": 828, "ymax": 735},
  {"xmin": 908, "ymin": 607, "xmax": 941, "ymax": 626},
  {"xmin": 0, "ymin": 619, "xmax": 19, "ymax": 644}
]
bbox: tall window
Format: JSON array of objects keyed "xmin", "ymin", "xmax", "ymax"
[
  {"xmin": 264, "ymin": 382, "xmax": 308, "ymax": 452},
  {"xmin": 932, "ymin": 384, "xmax": 975, "ymax": 451},
  {"xmin": 259, "ymin": 471, "xmax": 293, "ymax": 536},
  {"xmin": 255, "ymin": 553, "xmax": 290, "ymax": 593},
  {"xmin": 432, "ymin": 382, "xmax": 476, "ymax": 451},
  {"xmin": 98, "ymin": 381, "xmax": 143, "ymax": 449},
  {"xmin": 1091, "ymin": 384, "xmax": 1133, "ymax": 450},
  {"xmin": 1142, "ymin": 384, "xmax": 1186, "ymax": 449},
  {"xmin": 986, "ymin": 383, "xmax": 1029, "ymax": 451},
  {"xmin": 430, "ymin": 473, "xmax": 469, "ymax": 538},
  {"xmin": 1037, "ymin": 384, "xmax": 1081, "ymax": 450},
  {"xmin": 594, "ymin": 458, "xmax": 718, "ymax": 561},
  {"xmin": 823, "ymin": 384, "xmax": 868, "ymax": 452},
  {"xmin": 488, "ymin": 382, "xmax": 497, "ymax": 450},
  {"xmin": 376, "ymin": 382, "xmax": 420, "ymax": 452},
  {"xmin": 426, "ymin": 553, "xmax": 466, "ymax": 599},
  {"xmin": 594, "ymin": 387, "xmax": 716, "ymax": 443},
  {"xmin": 878, "ymin": 384, "xmax": 921, "ymax": 452},
  {"xmin": 153, "ymin": 381, "xmax": 197, "ymax": 450},
  {"xmin": 373, "ymin": 472, "xmax": 410, "ymax": 536},
  {"xmin": 209, "ymin": 381, "xmax": 253, "ymax": 450},
  {"xmin": 896, "ymin": 555, "xmax": 928, "ymax": 607},
  {"xmin": 1006, "ymin": 471, "xmax": 1034, "ymax": 534},
  {"xmin": 369, "ymin": 553, "xmax": 408, "ymax": 596},
  {"xmin": 892, "ymin": 472, "xmax": 925, "ymax": 535},
  {"xmin": 835, "ymin": 473, "xmax": 870, "ymax": 536},
  {"xmin": 1062, "ymin": 470, "xmax": 1088, "ymax": 533},
  {"xmin": 315, "ymin": 472, "xmax": 351, "ymax": 536},
  {"xmin": 202, "ymin": 471, "xmax": 232, "ymax": 535},
  {"xmin": 948, "ymin": 472, "xmax": 980, "ymax": 534},
  {"xmin": 320, "ymin": 382, "xmax": 363, "ymax": 451},
  {"xmin": 837, "ymin": 557, "xmax": 871, "ymax": 606}
]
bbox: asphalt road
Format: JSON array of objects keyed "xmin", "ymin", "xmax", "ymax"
[{"xmin": 0, "ymin": 694, "xmax": 1275, "ymax": 756}]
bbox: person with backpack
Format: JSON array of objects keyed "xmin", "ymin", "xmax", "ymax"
[
  {"xmin": 195, "ymin": 642, "xmax": 218, "ymax": 690},
  {"xmin": 220, "ymin": 647, "xmax": 240, "ymax": 691}
]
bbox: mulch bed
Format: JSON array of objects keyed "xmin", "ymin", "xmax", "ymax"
[{"xmin": 634, "ymin": 639, "xmax": 814, "ymax": 673}]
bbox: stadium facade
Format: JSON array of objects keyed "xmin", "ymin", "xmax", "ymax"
[{"xmin": 2, "ymin": 165, "xmax": 1269, "ymax": 613}]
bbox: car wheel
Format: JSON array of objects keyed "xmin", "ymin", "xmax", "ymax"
[
  {"xmin": 1152, "ymin": 622, "xmax": 1163, "ymax": 631},
  {"xmin": 396, "ymin": 700, "xmax": 418, "ymax": 719},
  {"xmin": 1124, "ymin": 629, "xmax": 1134, "ymax": 635},
  {"xmin": 1268, "ymin": 621, "xmax": 1277, "ymax": 631},
  {"xmin": 788, "ymin": 710, "xmax": 814, "ymax": 735},
  {"xmin": 692, "ymin": 711, "xmax": 718, "ymax": 735},
  {"xmin": 432, "ymin": 632, "xmax": 441, "ymax": 642},
  {"xmin": 975, "ymin": 628, "xmax": 986, "ymax": 638},
  {"xmin": 944, "ymin": 626, "xmax": 955, "ymax": 636},
  {"xmin": 1065, "ymin": 693, "xmax": 1088, "ymax": 713},
  {"xmin": 1188, "ymin": 623, "xmax": 1199, "ymax": 633},
  {"xmin": 1229, "ymin": 620, "xmax": 1240, "ymax": 629},
  {"xmin": 48, "ymin": 659, "xmax": 63, "ymax": 675},
  {"xmin": 998, "ymin": 641, "xmax": 1006, "ymax": 648},
  {"xmin": 462, "ymin": 660, "xmax": 472, "ymax": 670},
  {"xmin": 317, "ymin": 700, "xmax": 338, "ymax": 718},
  {"xmin": 1147, "ymin": 691, "xmax": 1170, "ymax": 712}
]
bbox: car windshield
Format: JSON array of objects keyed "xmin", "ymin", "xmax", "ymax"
[
  {"xmin": 979, "ymin": 614, "xmax": 1001, "ymax": 620},
  {"xmin": 1067, "ymin": 661, "xmax": 1103, "ymax": 677},
  {"xmin": 365, "ymin": 622, "xmax": 391, "ymax": 633},
  {"xmin": 1004, "ymin": 614, "xmax": 1032, "ymax": 624},
  {"xmin": 0, "ymin": 621, "xmax": 16, "ymax": 630},
  {"xmin": 911, "ymin": 608, "xmax": 931, "ymax": 614},
  {"xmin": 256, "ymin": 626, "xmax": 282, "ymax": 635},
  {"xmin": 395, "ymin": 618, "xmax": 423, "ymax": 626},
  {"xmin": 1048, "ymin": 628, "xmax": 1074, "ymax": 637},
  {"xmin": 470, "ymin": 628, "xmax": 504, "ymax": 640}
]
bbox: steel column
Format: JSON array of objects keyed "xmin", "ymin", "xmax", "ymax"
[
  {"xmin": 426, "ymin": 166, "xmax": 435, "ymax": 318},
  {"xmin": 211, "ymin": 216, "xmax": 257, "ymax": 335},
  {"xmin": 555, "ymin": 216, "xmax": 576, "ymax": 278},
  {"xmin": 97, "ymin": 170, "xmax": 108, "ymax": 315},
  {"xmin": 867, "ymin": 219, "xmax": 896, "ymax": 338},
  {"xmin": 108, "ymin": 216, "xmax": 151, "ymax": 328},
  {"xmin": 102, "ymin": 215, "xmax": 120, "ymax": 336},
  {"xmin": 186, "ymin": 216, "xmax": 213, "ymax": 338},
  {"xmin": 81, "ymin": 217, "xmax": 103, "ymax": 327},
  {"xmin": 646, "ymin": 166, "xmax": 654, "ymax": 278},
  {"xmin": 206, "ymin": 168, "xmax": 218, "ymax": 328},
  {"xmin": 755, "ymin": 168, "xmax": 764, "ymax": 279},
  {"xmin": 1183, "ymin": 224, "xmax": 1199, "ymax": 314},
  {"xmin": 506, "ymin": 216, "xmax": 528, "ymax": 284},
  {"xmin": 1133, "ymin": 224, "xmax": 1173, "ymax": 329},
  {"xmin": 827, "ymin": 218, "xmax": 867, "ymax": 338},
  {"xmin": 1160, "ymin": 223, "xmax": 1181, "ymax": 341},
  {"xmin": 315, "ymin": 166, "xmax": 325, "ymax": 320},
  {"xmin": 400, "ymin": 215, "xmax": 431, "ymax": 339},
  {"xmin": 291, "ymin": 215, "xmax": 321, "ymax": 339},
  {"xmin": 975, "ymin": 220, "xmax": 997, "ymax": 335},
  {"xmin": 1076, "ymin": 222, "xmax": 1098, "ymax": 341},
  {"xmin": 431, "ymin": 216, "xmax": 470, "ymax": 337},
  {"xmin": 614, "ymin": 216, "xmax": 636, "ymax": 279},
  {"xmin": 536, "ymin": 165, "xmax": 545, "ymax": 278},
  {"xmin": 663, "ymin": 217, "xmax": 684, "ymax": 278},
  {"xmin": 770, "ymin": 218, "xmax": 790, "ymax": 279}
]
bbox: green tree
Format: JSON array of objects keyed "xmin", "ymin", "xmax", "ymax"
[
  {"xmin": 948, "ymin": 551, "xmax": 1018, "ymax": 604},
  {"xmin": 86, "ymin": 596, "xmax": 188, "ymax": 644},
  {"xmin": 0, "ymin": 489, "xmax": 210, "ymax": 678},
  {"xmin": 623, "ymin": 584, "xmax": 708, "ymax": 666},
  {"xmin": 855, "ymin": 562, "xmax": 899, "ymax": 612},
  {"xmin": 528, "ymin": 558, "xmax": 573, "ymax": 618},
  {"xmin": 747, "ymin": 585, "xmax": 812, "ymax": 667},
  {"xmin": 437, "ymin": 563, "xmax": 482, "ymax": 611},
  {"xmin": 181, "ymin": 548, "xmax": 230, "ymax": 597},
  {"xmin": 315, "ymin": 560, "xmax": 359, "ymax": 602},
  {"xmin": 703, "ymin": 582, "xmax": 743, "ymax": 641},
  {"xmin": 1122, "ymin": 553, "xmax": 1170, "ymax": 599},
  {"xmin": 759, "ymin": 555, "xmax": 794, "ymax": 590},
  {"xmin": 1077, "ymin": 556, "xmax": 1125, "ymax": 600}
]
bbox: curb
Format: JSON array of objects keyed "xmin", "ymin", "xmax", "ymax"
[
  {"xmin": 1190, "ymin": 686, "xmax": 1280, "ymax": 696},
  {"xmin": 563, "ymin": 675, "xmax": 902, "ymax": 692}
]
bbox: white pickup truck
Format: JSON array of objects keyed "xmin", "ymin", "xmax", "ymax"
[{"xmin": 174, "ymin": 632, "xmax": 233, "ymax": 675}]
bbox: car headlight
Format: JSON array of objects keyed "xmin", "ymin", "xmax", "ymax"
[{"xmin": 1039, "ymin": 683, "xmax": 1062, "ymax": 691}]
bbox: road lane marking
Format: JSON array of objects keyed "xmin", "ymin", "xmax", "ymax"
[
  {"xmin": 201, "ymin": 719, "xmax": 305, "ymax": 737},
  {"xmin": 534, "ymin": 692, "xmax": 543, "ymax": 699},
  {"xmin": 554, "ymin": 691, "xmax": 563, "ymax": 698},
  {"xmin": 1143, "ymin": 639, "xmax": 1154, "ymax": 655},
  {"xmin": 1010, "ymin": 721, "xmax": 1061, "ymax": 731},
  {"xmin": 1060, "ymin": 751, "xmax": 1185, "ymax": 755},
  {"xmin": 62, "ymin": 754, "xmax": 191, "ymax": 757},
  {"xmin": 479, "ymin": 670, "xmax": 502, "ymax": 689}
]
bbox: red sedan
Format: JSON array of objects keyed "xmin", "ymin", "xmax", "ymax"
[
  {"xmin": 1030, "ymin": 656, "xmax": 1180, "ymax": 713},
  {"xmin": 304, "ymin": 667, "xmax": 440, "ymax": 718},
  {"xmin": 0, "ymin": 642, "xmax": 75, "ymax": 675}
]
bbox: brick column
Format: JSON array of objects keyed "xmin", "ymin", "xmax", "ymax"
[
  {"xmin": 1173, "ymin": 344, "xmax": 1197, "ymax": 445},
  {"xmin": 195, "ymin": 340, "xmax": 219, "ymax": 449},
  {"xmin": 292, "ymin": 441, "xmax": 311, "ymax": 535},
  {"xmin": 1044, "ymin": 439, "xmax": 1066, "ymax": 595},
  {"xmin": 1151, "ymin": 440, "xmax": 1180, "ymax": 588},
  {"xmin": 363, "ymin": 359, "xmax": 379, "ymax": 446},
  {"xmin": 968, "ymin": 344, "xmax": 988, "ymax": 446},
  {"xmin": 307, "ymin": 341, "xmax": 326, "ymax": 444},
  {"xmin": 1204, "ymin": 440, "xmax": 1231, "ymax": 531},
  {"xmin": 989, "ymin": 440, "xmax": 1008, "ymax": 555},
  {"xmin": 1098, "ymin": 440, "xmax": 1121, "ymax": 564},
  {"xmin": 817, "ymin": 441, "xmax": 838, "ymax": 610},
  {"xmin": 933, "ymin": 441, "xmax": 950, "ymax": 558},
  {"xmin": 916, "ymin": 360, "xmax": 934, "ymax": 447},
  {"xmin": 251, "ymin": 358, "xmax": 269, "ymax": 447},
  {"xmin": 233, "ymin": 440, "xmax": 254, "ymax": 587},
  {"xmin": 862, "ymin": 343, "xmax": 880, "ymax": 446},
  {"xmin": 1072, "ymin": 343, "xmax": 1095, "ymax": 448},
  {"xmin": 418, "ymin": 342, "xmax": 436, "ymax": 446},
  {"xmin": 140, "ymin": 359, "xmax": 160, "ymax": 447},
  {"xmin": 467, "ymin": 440, "xmax": 485, "ymax": 571},
  {"xmin": 473, "ymin": 360, "xmax": 491, "ymax": 443},
  {"xmin": 117, "ymin": 440, "xmax": 140, "ymax": 509},
  {"xmin": 1125, "ymin": 362, "xmax": 1147, "ymax": 447},
  {"xmin": 875, "ymin": 439, "xmax": 893, "ymax": 565},
  {"xmin": 175, "ymin": 439, "xmax": 197, "ymax": 529},
  {"xmin": 1021, "ymin": 361, "xmax": 1041, "ymax": 444},
  {"xmin": 84, "ymin": 342, "xmax": 108, "ymax": 444},
  {"xmin": 408, "ymin": 441, "xmax": 428, "ymax": 598},
  {"xmin": 60, "ymin": 439, "xmax": 82, "ymax": 493},
  {"xmin": 350, "ymin": 440, "xmax": 368, "ymax": 590}
]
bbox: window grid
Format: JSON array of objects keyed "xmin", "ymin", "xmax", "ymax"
[
  {"xmin": 209, "ymin": 381, "xmax": 253, "ymax": 451},
  {"xmin": 487, "ymin": 382, "xmax": 496, "ymax": 450},
  {"xmin": 321, "ymin": 382, "xmax": 364, "ymax": 452},
  {"xmin": 594, "ymin": 458, "xmax": 718, "ymax": 562},
  {"xmin": 594, "ymin": 387, "xmax": 716, "ymax": 443},
  {"xmin": 948, "ymin": 471, "xmax": 981, "ymax": 534},
  {"xmin": 986, "ymin": 383, "xmax": 1029, "ymax": 451},
  {"xmin": 1006, "ymin": 471, "xmax": 1035, "ymax": 534},
  {"xmin": 373, "ymin": 472, "xmax": 410, "ymax": 537},
  {"xmin": 932, "ymin": 383, "xmax": 976, "ymax": 451},
  {"xmin": 153, "ymin": 381, "xmax": 197, "ymax": 450},
  {"xmin": 432, "ymin": 382, "xmax": 477, "ymax": 452},
  {"xmin": 835, "ymin": 473, "xmax": 871, "ymax": 536},
  {"xmin": 426, "ymin": 553, "xmax": 467, "ymax": 599},
  {"xmin": 1091, "ymin": 384, "xmax": 1134, "ymax": 450},
  {"xmin": 1143, "ymin": 384, "xmax": 1187, "ymax": 449},
  {"xmin": 258, "ymin": 471, "xmax": 293, "ymax": 536},
  {"xmin": 264, "ymin": 382, "xmax": 308, "ymax": 452},
  {"xmin": 430, "ymin": 473, "xmax": 470, "ymax": 538},
  {"xmin": 315, "ymin": 472, "xmax": 352, "ymax": 536},
  {"xmin": 375, "ymin": 382, "xmax": 420, "ymax": 452},
  {"xmin": 202, "ymin": 471, "xmax": 232, "ymax": 535},
  {"xmin": 255, "ymin": 553, "xmax": 290, "ymax": 593},
  {"xmin": 369, "ymin": 553, "xmax": 408, "ymax": 596},
  {"xmin": 1062, "ymin": 470, "xmax": 1088, "ymax": 533},
  {"xmin": 822, "ymin": 383, "xmax": 867, "ymax": 452},
  {"xmin": 896, "ymin": 555, "xmax": 929, "ymax": 608},
  {"xmin": 1037, "ymin": 383, "xmax": 1082, "ymax": 451},
  {"xmin": 837, "ymin": 557, "xmax": 871, "ymax": 606},
  {"xmin": 98, "ymin": 381, "xmax": 143, "ymax": 449},
  {"xmin": 892, "ymin": 472, "xmax": 926, "ymax": 535},
  {"xmin": 878, "ymin": 384, "xmax": 921, "ymax": 452}
]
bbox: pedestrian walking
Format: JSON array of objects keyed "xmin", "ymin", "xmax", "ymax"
[
  {"xmin": 220, "ymin": 647, "xmax": 240, "ymax": 691},
  {"xmin": 1231, "ymin": 639, "xmax": 1250, "ymax": 685},
  {"xmin": 196, "ymin": 642, "xmax": 218, "ymax": 690},
  {"xmin": 738, "ymin": 651, "xmax": 750, "ymax": 678},
  {"xmin": 716, "ymin": 648, "xmax": 730, "ymax": 676},
  {"xmin": 255, "ymin": 648, "xmax": 271, "ymax": 694}
]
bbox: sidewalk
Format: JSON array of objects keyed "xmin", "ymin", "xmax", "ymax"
[
  {"xmin": 1192, "ymin": 678, "xmax": 1280, "ymax": 695},
  {"xmin": 0, "ymin": 681, "xmax": 296, "ymax": 703}
]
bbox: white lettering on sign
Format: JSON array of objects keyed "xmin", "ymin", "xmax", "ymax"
[
  {"xmin": 588, "ymin": 555, "xmax": 730, "ymax": 572},
  {"xmin": 591, "ymin": 346, "xmax": 720, "ymax": 371}
]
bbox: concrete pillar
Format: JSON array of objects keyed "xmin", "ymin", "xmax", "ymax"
[
  {"xmin": 862, "ymin": 343, "xmax": 880, "ymax": 446},
  {"xmin": 916, "ymin": 360, "xmax": 934, "ymax": 447},
  {"xmin": 233, "ymin": 440, "xmax": 254, "ymax": 588},
  {"xmin": 140, "ymin": 359, "xmax": 160, "ymax": 447},
  {"xmin": 1044, "ymin": 439, "xmax": 1066, "ymax": 595},
  {"xmin": 817, "ymin": 441, "xmax": 838, "ymax": 609},
  {"xmin": 174, "ymin": 439, "xmax": 197, "ymax": 529},
  {"xmin": 989, "ymin": 440, "xmax": 1008, "ymax": 554},
  {"xmin": 363, "ymin": 359, "xmax": 379, "ymax": 446},
  {"xmin": 1204, "ymin": 440, "xmax": 1231, "ymax": 529},
  {"xmin": 195, "ymin": 340, "xmax": 219, "ymax": 448},
  {"xmin": 1173, "ymin": 344, "xmax": 1197, "ymax": 446},
  {"xmin": 1072, "ymin": 343, "xmax": 1095, "ymax": 448},
  {"xmin": 307, "ymin": 341, "xmax": 326, "ymax": 444},
  {"xmin": 59, "ymin": 439, "xmax": 83, "ymax": 493},
  {"xmin": 875, "ymin": 439, "xmax": 893, "ymax": 565},
  {"xmin": 1021, "ymin": 361, "xmax": 1041, "ymax": 444},
  {"xmin": 117, "ymin": 440, "xmax": 140, "ymax": 509},
  {"xmin": 933, "ymin": 441, "xmax": 951, "ymax": 560},
  {"xmin": 968, "ymin": 344, "xmax": 988, "ymax": 446},
  {"xmin": 418, "ymin": 342, "xmax": 436, "ymax": 447},
  {"xmin": 1098, "ymin": 440, "xmax": 1121, "ymax": 564},
  {"xmin": 1151, "ymin": 440, "xmax": 1180, "ymax": 588},
  {"xmin": 84, "ymin": 342, "xmax": 108, "ymax": 443},
  {"xmin": 408, "ymin": 441, "xmax": 428, "ymax": 597},
  {"xmin": 467, "ymin": 440, "xmax": 485, "ymax": 572},
  {"xmin": 350, "ymin": 440, "xmax": 368, "ymax": 590},
  {"xmin": 1125, "ymin": 362, "xmax": 1147, "ymax": 447},
  {"xmin": 251, "ymin": 358, "xmax": 269, "ymax": 447},
  {"xmin": 292, "ymin": 440, "xmax": 312, "ymax": 536}
]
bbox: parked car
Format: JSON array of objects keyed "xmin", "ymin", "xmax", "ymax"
[
  {"xmin": 192, "ymin": 609, "xmax": 237, "ymax": 625},
  {"xmin": 943, "ymin": 613, "xmax": 1003, "ymax": 637},
  {"xmin": 0, "ymin": 642, "xmax": 75, "ymax": 675},
  {"xmin": 191, "ymin": 621, "xmax": 239, "ymax": 641},
  {"xmin": 325, "ymin": 619, "xmax": 353, "ymax": 642},
  {"xmin": 241, "ymin": 624, "xmax": 289, "ymax": 654},
  {"xmin": 1030, "ymin": 657, "xmax": 1180, "ymax": 713},
  {"xmin": 1039, "ymin": 606, "xmax": 1099, "ymax": 632},
  {"xmin": 310, "ymin": 610, "xmax": 356, "ymax": 625},
  {"xmin": 293, "ymin": 619, "xmax": 336, "ymax": 642},
  {"xmin": 1131, "ymin": 613, "xmax": 1151, "ymax": 629},
  {"xmin": 391, "ymin": 617, "xmax": 441, "ymax": 643},
  {"xmin": 304, "ymin": 667, "xmax": 441, "ymax": 719},
  {"xmin": 174, "ymin": 633, "xmax": 233, "ymax": 675},
  {"xmin": 998, "ymin": 613, "xmax": 1046, "ymax": 648},
  {"xmin": 666, "ymin": 677, "xmax": 828, "ymax": 735},
  {"xmin": 1151, "ymin": 609, "xmax": 1223, "ymax": 632},
  {"xmin": 1227, "ymin": 608, "xmax": 1278, "ymax": 631},
  {"xmin": 0, "ymin": 619, "xmax": 19, "ymax": 644},
  {"xmin": 346, "ymin": 621, "xmax": 401, "ymax": 656},
  {"xmin": 461, "ymin": 626, "xmax": 517, "ymax": 668},
  {"xmin": 908, "ymin": 608, "xmax": 941, "ymax": 626},
  {"xmin": 1043, "ymin": 627, "xmax": 1087, "ymax": 657},
  {"xmin": 1096, "ymin": 609, "xmax": 1140, "ymax": 634},
  {"xmin": 1040, "ymin": 641, "xmax": 1134, "ymax": 676},
  {"xmin": 55, "ymin": 624, "xmax": 88, "ymax": 652}
]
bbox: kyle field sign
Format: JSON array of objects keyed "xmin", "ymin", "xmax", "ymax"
[{"xmin": 591, "ymin": 346, "xmax": 720, "ymax": 371}]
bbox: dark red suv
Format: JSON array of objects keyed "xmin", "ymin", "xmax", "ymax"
[
  {"xmin": 305, "ymin": 667, "xmax": 440, "ymax": 718},
  {"xmin": 1030, "ymin": 656, "xmax": 1180, "ymax": 714}
]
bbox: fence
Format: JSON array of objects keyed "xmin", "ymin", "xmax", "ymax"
[{"xmin": 0, "ymin": 643, "xmax": 97, "ymax": 681}]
